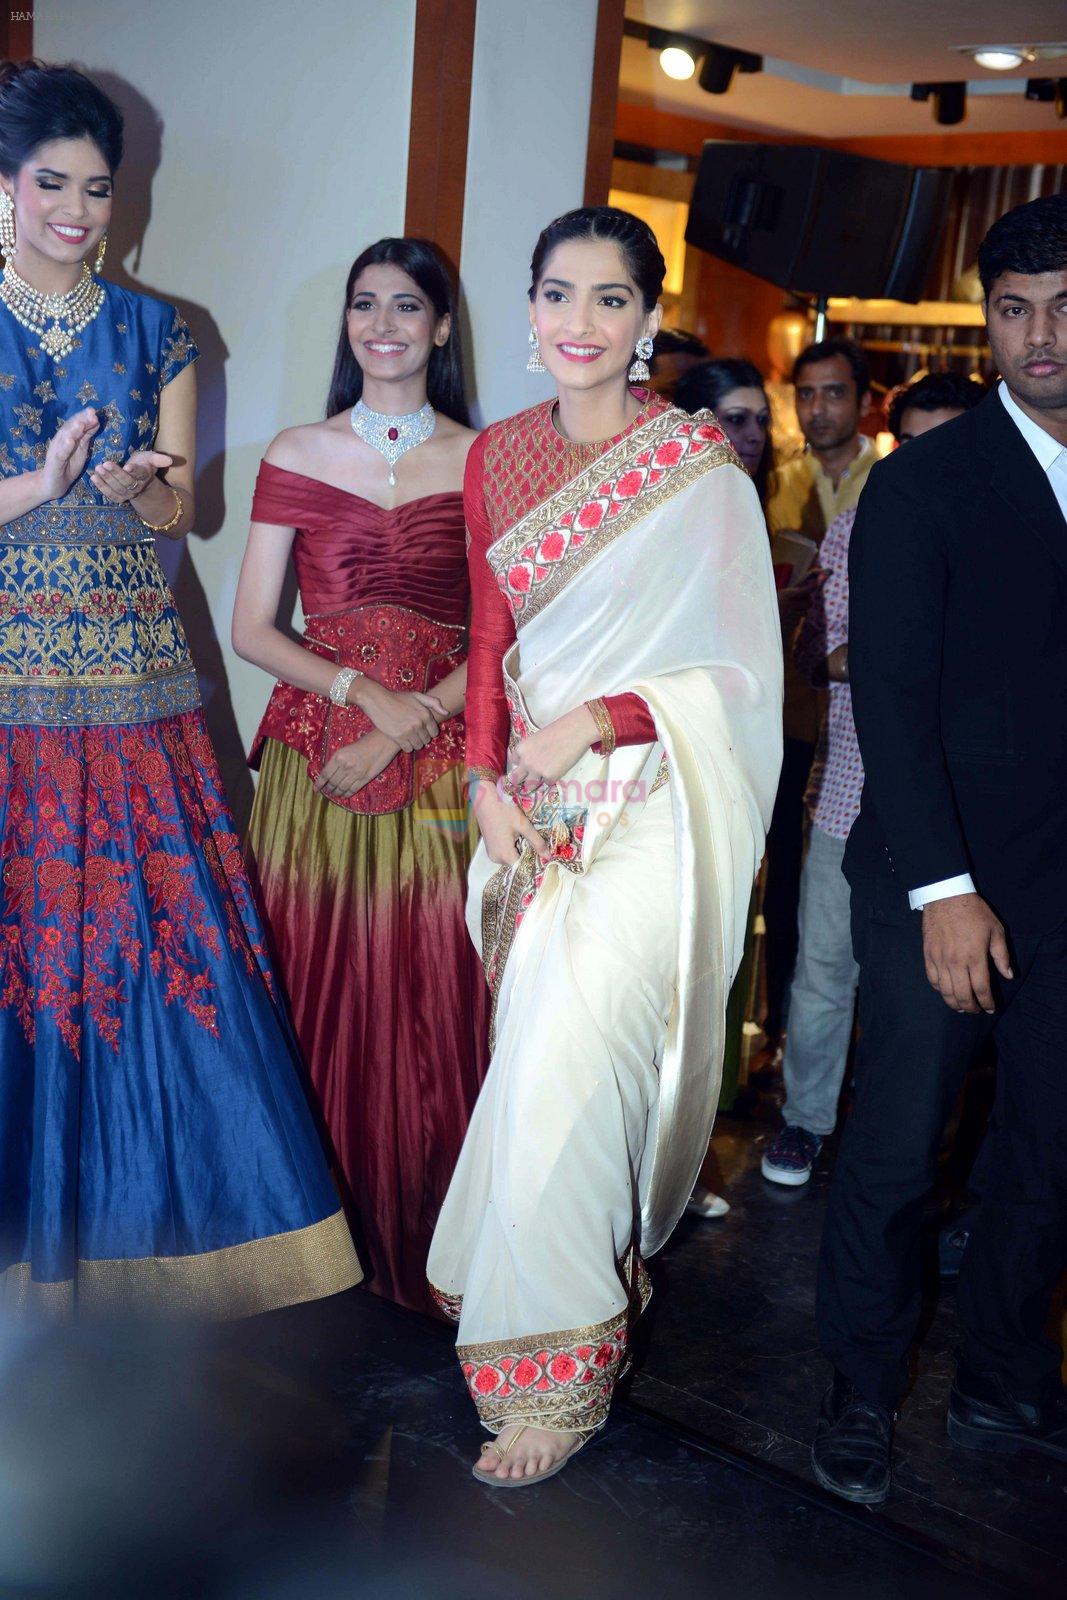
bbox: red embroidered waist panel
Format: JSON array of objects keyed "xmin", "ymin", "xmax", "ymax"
[{"xmin": 249, "ymin": 603, "xmax": 466, "ymax": 815}]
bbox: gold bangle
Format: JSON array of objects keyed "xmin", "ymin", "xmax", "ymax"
[
  {"xmin": 137, "ymin": 485, "xmax": 184, "ymax": 533},
  {"xmin": 586, "ymin": 697, "xmax": 616, "ymax": 756}
]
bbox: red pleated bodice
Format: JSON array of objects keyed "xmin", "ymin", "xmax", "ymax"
[
  {"xmin": 248, "ymin": 462, "xmax": 470, "ymax": 810},
  {"xmin": 251, "ymin": 461, "xmax": 469, "ymax": 623}
]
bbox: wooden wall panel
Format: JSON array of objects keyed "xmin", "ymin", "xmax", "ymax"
[
  {"xmin": 584, "ymin": 0, "xmax": 626, "ymax": 204},
  {"xmin": 0, "ymin": 11, "xmax": 34, "ymax": 60},
  {"xmin": 404, "ymin": 0, "xmax": 478, "ymax": 272},
  {"xmin": 615, "ymin": 99, "xmax": 1067, "ymax": 168}
]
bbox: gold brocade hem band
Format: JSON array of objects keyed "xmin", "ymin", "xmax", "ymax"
[
  {"xmin": 0, "ymin": 1208, "xmax": 362, "ymax": 1320},
  {"xmin": 436, "ymin": 1255, "xmax": 652, "ymax": 1436},
  {"xmin": 0, "ymin": 662, "xmax": 201, "ymax": 726}
]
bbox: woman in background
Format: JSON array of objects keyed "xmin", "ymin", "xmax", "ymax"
[
  {"xmin": 675, "ymin": 357, "xmax": 773, "ymax": 505},
  {"xmin": 0, "ymin": 60, "xmax": 360, "ymax": 1313},
  {"xmin": 233, "ymin": 238, "xmax": 488, "ymax": 1316}
]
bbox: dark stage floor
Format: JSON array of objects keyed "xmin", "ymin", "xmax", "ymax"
[
  {"xmin": 10, "ymin": 1097, "xmax": 1061, "ymax": 1600},
  {"xmin": 208, "ymin": 1086, "xmax": 1064, "ymax": 1600},
  {"xmin": 633, "ymin": 1096, "xmax": 1067, "ymax": 1598},
  {"xmin": 223, "ymin": 1283, "xmax": 1013, "ymax": 1600}
]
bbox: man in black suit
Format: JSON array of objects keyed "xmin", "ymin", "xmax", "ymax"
[{"xmin": 812, "ymin": 194, "xmax": 1067, "ymax": 1504}]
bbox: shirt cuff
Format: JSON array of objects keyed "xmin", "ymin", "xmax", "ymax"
[{"xmin": 908, "ymin": 873, "xmax": 977, "ymax": 911}]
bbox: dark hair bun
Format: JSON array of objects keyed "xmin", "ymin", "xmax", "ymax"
[
  {"xmin": 529, "ymin": 205, "xmax": 666, "ymax": 312},
  {"xmin": 0, "ymin": 58, "xmax": 124, "ymax": 176}
]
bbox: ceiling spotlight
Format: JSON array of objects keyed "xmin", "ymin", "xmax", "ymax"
[
  {"xmin": 1026, "ymin": 77, "xmax": 1067, "ymax": 116},
  {"xmin": 972, "ymin": 48, "xmax": 1027, "ymax": 70},
  {"xmin": 911, "ymin": 81, "xmax": 967, "ymax": 125},
  {"xmin": 698, "ymin": 44, "xmax": 763, "ymax": 95},
  {"xmin": 659, "ymin": 45, "xmax": 696, "ymax": 81}
]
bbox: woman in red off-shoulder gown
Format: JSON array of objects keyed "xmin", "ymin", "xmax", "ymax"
[{"xmin": 232, "ymin": 240, "xmax": 488, "ymax": 1315}]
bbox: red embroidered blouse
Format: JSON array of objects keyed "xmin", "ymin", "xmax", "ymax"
[{"xmin": 465, "ymin": 393, "xmax": 666, "ymax": 776}]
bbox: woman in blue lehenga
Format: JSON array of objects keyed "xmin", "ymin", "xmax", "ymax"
[{"xmin": 0, "ymin": 59, "xmax": 360, "ymax": 1314}]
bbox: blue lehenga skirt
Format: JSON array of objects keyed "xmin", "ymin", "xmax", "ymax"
[{"xmin": 0, "ymin": 710, "xmax": 361, "ymax": 1316}]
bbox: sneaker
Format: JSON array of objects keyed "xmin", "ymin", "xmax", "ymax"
[{"xmin": 761, "ymin": 1124, "xmax": 823, "ymax": 1187}]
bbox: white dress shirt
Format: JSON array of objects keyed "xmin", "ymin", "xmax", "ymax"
[{"xmin": 909, "ymin": 383, "xmax": 1067, "ymax": 910}]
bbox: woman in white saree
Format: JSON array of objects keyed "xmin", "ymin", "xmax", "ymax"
[{"xmin": 427, "ymin": 208, "xmax": 782, "ymax": 1484}]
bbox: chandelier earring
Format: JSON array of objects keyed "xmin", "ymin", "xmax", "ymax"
[
  {"xmin": 526, "ymin": 326, "xmax": 546, "ymax": 374},
  {"xmin": 628, "ymin": 335, "xmax": 654, "ymax": 384},
  {"xmin": 94, "ymin": 232, "xmax": 107, "ymax": 275},
  {"xmin": 0, "ymin": 190, "xmax": 16, "ymax": 261}
]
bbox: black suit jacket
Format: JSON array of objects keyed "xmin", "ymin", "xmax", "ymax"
[{"xmin": 843, "ymin": 389, "xmax": 1067, "ymax": 937}]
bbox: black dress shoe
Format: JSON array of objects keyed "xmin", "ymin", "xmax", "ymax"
[
  {"xmin": 948, "ymin": 1369, "xmax": 1067, "ymax": 1460},
  {"xmin": 811, "ymin": 1371, "xmax": 893, "ymax": 1504}
]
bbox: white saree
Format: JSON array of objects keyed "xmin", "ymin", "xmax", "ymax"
[{"xmin": 427, "ymin": 406, "xmax": 782, "ymax": 1436}]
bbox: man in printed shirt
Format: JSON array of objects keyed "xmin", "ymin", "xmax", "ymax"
[{"xmin": 762, "ymin": 373, "xmax": 987, "ymax": 1188}]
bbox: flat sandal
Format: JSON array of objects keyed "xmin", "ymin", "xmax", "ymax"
[{"xmin": 472, "ymin": 1423, "xmax": 587, "ymax": 1488}]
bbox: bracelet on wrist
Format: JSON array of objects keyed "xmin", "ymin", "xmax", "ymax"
[
  {"xmin": 586, "ymin": 696, "xmax": 616, "ymax": 756},
  {"xmin": 136, "ymin": 484, "xmax": 183, "ymax": 533},
  {"xmin": 328, "ymin": 667, "xmax": 362, "ymax": 706}
]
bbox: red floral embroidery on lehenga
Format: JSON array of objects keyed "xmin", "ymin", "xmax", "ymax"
[{"xmin": 0, "ymin": 712, "xmax": 272, "ymax": 1059}]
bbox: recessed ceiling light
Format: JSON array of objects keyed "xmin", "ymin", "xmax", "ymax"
[
  {"xmin": 972, "ymin": 48, "xmax": 1026, "ymax": 70},
  {"xmin": 659, "ymin": 46, "xmax": 697, "ymax": 81},
  {"xmin": 952, "ymin": 43, "xmax": 1063, "ymax": 71}
]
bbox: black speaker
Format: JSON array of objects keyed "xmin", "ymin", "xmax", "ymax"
[{"xmin": 685, "ymin": 142, "xmax": 952, "ymax": 301}]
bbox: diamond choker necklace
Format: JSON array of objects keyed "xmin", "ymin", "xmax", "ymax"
[
  {"xmin": 0, "ymin": 261, "xmax": 105, "ymax": 360},
  {"xmin": 350, "ymin": 399, "xmax": 436, "ymax": 486}
]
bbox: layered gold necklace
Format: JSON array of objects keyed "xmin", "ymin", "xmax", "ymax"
[{"xmin": 0, "ymin": 261, "xmax": 105, "ymax": 359}]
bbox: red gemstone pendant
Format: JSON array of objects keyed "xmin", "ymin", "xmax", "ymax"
[{"xmin": 387, "ymin": 426, "xmax": 399, "ymax": 441}]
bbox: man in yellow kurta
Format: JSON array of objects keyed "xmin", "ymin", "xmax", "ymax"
[{"xmin": 768, "ymin": 338, "xmax": 878, "ymax": 546}]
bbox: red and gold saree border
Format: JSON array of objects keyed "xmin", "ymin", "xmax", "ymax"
[
  {"xmin": 431, "ymin": 1255, "xmax": 652, "ymax": 1436},
  {"xmin": 486, "ymin": 407, "xmax": 738, "ymax": 630}
]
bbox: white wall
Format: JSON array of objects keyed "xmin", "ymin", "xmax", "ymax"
[
  {"xmin": 460, "ymin": 0, "xmax": 598, "ymax": 427},
  {"xmin": 38, "ymin": 0, "xmax": 416, "ymax": 823}
]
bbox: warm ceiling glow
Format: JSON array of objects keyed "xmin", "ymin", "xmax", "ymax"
[
  {"xmin": 972, "ymin": 47, "xmax": 1026, "ymax": 70},
  {"xmin": 659, "ymin": 46, "xmax": 696, "ymax": 81},
  {"xmin": 608, "ymin": 189, "xmax": 688, "ymax": 297}
]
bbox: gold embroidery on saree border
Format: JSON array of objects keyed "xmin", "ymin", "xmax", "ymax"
[
  {"xmin": 433, "ymin": 1254, "xmax": 653, "ymax": 1435},
  {"xmin": 486, "ymin": 408, "xmax": 739, "ymax": 630},
  {"xmin": 478, "ymin": 776, "xmax": 589, "ymax": 1050}
]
